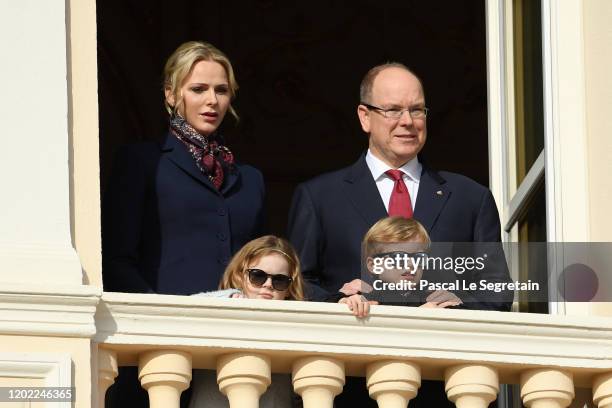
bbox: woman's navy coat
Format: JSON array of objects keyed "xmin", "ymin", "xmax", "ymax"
[{"xmin": 102, "ymin": 133, "xmax": 265, "ymax": 295}]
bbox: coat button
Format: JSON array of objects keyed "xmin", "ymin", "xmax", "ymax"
[
  {"xmin": 218, "ymin": 208, "xmax": 226, "ymax": 216},
  {"xmin": 217, "ymin": 232, "xmax": 227, "ymax": 241},
  {"xmin": 218, "ymin": 256, "xmax": 229, "ymax": 265}
]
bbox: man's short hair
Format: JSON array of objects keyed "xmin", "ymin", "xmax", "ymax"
[
  {"xmin": 363, "ymin": 217, "xmax": 431, "ymax": 256},
  {"xmin": 359, "ymin": 62, "xmax": 423, "ymax": 104}
]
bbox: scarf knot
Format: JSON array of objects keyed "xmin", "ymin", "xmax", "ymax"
[{"xmin": 169, "ymin": 115, "xmax": 235, "ymax": 189}]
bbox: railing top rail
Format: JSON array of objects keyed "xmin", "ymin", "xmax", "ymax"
[{"xmin": 96, "ymin": 292, "xmax": 612, "ymax": 385}]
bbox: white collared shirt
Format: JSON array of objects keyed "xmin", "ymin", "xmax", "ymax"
[{"xmin": 365, "ymin": 149, "xmax": 422, "ymax": 212}]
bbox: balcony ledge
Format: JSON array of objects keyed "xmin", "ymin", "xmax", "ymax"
[
  {"xmin": 0, "ymin": 282, "xmax": 101, "ymax": 338},
  {"xmin": 95, "ymin": 292, "xmax": 612, "ymax": 385}
]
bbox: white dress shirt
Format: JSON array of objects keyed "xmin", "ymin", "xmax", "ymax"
[{"xmin": 365, "ymin": 150, "xmax": 422, "ymax": 213}]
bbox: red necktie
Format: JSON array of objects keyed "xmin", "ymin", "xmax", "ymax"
[{"xmin": 385, "ymin": 169, "xmax": 413, "ymax": 218}]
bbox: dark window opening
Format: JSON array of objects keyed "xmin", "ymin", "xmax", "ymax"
[{"xmin": 97, "ymin": 0, "xmax": 490, "ymax": 235}]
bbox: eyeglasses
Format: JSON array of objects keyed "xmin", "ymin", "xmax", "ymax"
[
  {"xmin": 247, "ymin": 268, "xmax": 293, "ymax": 291},
  {"xmin": 361, "ymin": 103, "xmax": 429, "ymax": 120},
  {"xmin": 372, "ymin": 251, "xmax": 428, "ymax": 261}
]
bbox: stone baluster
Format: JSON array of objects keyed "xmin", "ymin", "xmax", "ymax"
[
  {"xmin": 138, "ymin": 350, "xmax": 192, "ymax": 408},
  {"xmin": 445, "ymin": 364, "xmax": 499, "ymax": 408},
  {"xmin": 97, "ymin": 348, "xmax": 118, "ymax": 408},
  {"xmin": 593, "ymin": 373, "xmax": 612, "ymax": 408},
  {"xmin": 292, "ymin": 356, "xmax": 345, "ymax": 408},
  {"xmin": 520, "ymin": 369, "xmax": 574, "ymax": 408},
  {"xmin": 217, "ymin": 353, "xmax": 271, "ymax": 408},
  {"xmin": 366, "ymin": 360, "xmax": 421, "ymax": 407}
]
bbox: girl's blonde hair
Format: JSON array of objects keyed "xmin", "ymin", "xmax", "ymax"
[
  {"xmin": 363, "ymin": 217, "xmax": 431, "ymax": 256},
  {"xmin": 163, "ymin": 40, "xmax": 239, "ymax": 119},
  {"xmin": 219, "ymin": 235, "xmax": 305, "ymax": 301}
]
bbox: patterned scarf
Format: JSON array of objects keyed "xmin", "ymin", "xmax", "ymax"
[{"xmin": 169, "ymin": 114, "xmax": 235, "ymax": 189}]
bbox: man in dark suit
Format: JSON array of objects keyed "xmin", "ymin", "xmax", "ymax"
[{"xmin": 287, "ymin": 63, "xmax": 511, "ymax": 407}]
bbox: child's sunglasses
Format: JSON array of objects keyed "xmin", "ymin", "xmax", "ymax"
[{"xmin": 247, "ymin": 268, "xmax": 293, "ymax": 291}]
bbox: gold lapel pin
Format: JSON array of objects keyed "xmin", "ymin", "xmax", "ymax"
[{"xmin": 436, "ymin": 190, "xmax": 444, "ymax": 196}]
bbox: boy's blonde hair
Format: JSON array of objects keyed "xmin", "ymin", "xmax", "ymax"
[
  {"xmin": 363, "ymin": 217, "xmax": 430, "ymax": 256},
  {"xmin": 219, "ymin": 235, "xmax": 304, "ymax": 301}
]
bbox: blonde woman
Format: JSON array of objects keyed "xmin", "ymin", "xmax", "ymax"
[{"xmin": 103, "ymin": 41, "xmax": 265, "ymax": 296}]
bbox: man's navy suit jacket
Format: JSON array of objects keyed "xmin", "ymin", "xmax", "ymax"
[
  {"xmin": 102, "ymin": 133, "xmax": 266, "ymax": 295},
  {"xmin": 288, "ymin": 154, "xmax": 511, "ymax": 309}
]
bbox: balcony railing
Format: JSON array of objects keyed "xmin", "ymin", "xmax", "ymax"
[{"xmin": 95, "ymin": 292, "xmax": 612, "ymax": 408}]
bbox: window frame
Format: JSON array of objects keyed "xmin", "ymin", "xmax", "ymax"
[{"xmin": 486, "ymin": 0, "xmax": 590, "ymax": 315}]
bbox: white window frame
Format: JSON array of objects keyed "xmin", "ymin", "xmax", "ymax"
[{"xmin": 486, "ymin": 0, "xmax": 590, "ymax": 316}]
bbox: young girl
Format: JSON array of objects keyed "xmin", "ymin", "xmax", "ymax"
[
  {"xmin": 197, "ymin": 235, "xmax": 368, "ymax": 311},
  {"xmin": 195, "ymin": 235, "xmax": 304, "ymax": 301},
  {"xmin": 190, "ymin": 236, "xmax": 299, "ymax": 407},
  {"xmin": 190, "ymin": 235, "xmax": 366, "ymax": 407}
]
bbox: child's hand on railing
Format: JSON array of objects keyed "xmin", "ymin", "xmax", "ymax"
[
  {"xmin": 339, "ymin": 294, "xmax": 378, "ymax": 318},
  {"xmin": 339, "ymin": 279, "xmax": 373, "ymax": 296}
]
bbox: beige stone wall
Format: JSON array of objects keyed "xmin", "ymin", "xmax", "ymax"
[
  {"xmin": 0, "ymin": 335, "xmax": 92, "ymax": 408},
  {"xmin": 67, "ymin": 0, "xmax": 102, "ymax": 287},
  {"xmin": 583, "ymin": 0, "xmax": 612, "ymax": 242},
  {"xmin": 580, "ymin": 0, "xmax": 612, "ymax": 317}
]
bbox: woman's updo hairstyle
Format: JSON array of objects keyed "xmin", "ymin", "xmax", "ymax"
[{"xmin": 163, "ymin": 41, "xmax": 239, "ymax": 120}]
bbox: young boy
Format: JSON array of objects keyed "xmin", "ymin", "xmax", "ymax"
[{"xmin": 339, "ymin": 216, "xmax": 462, "ymax": 313}]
